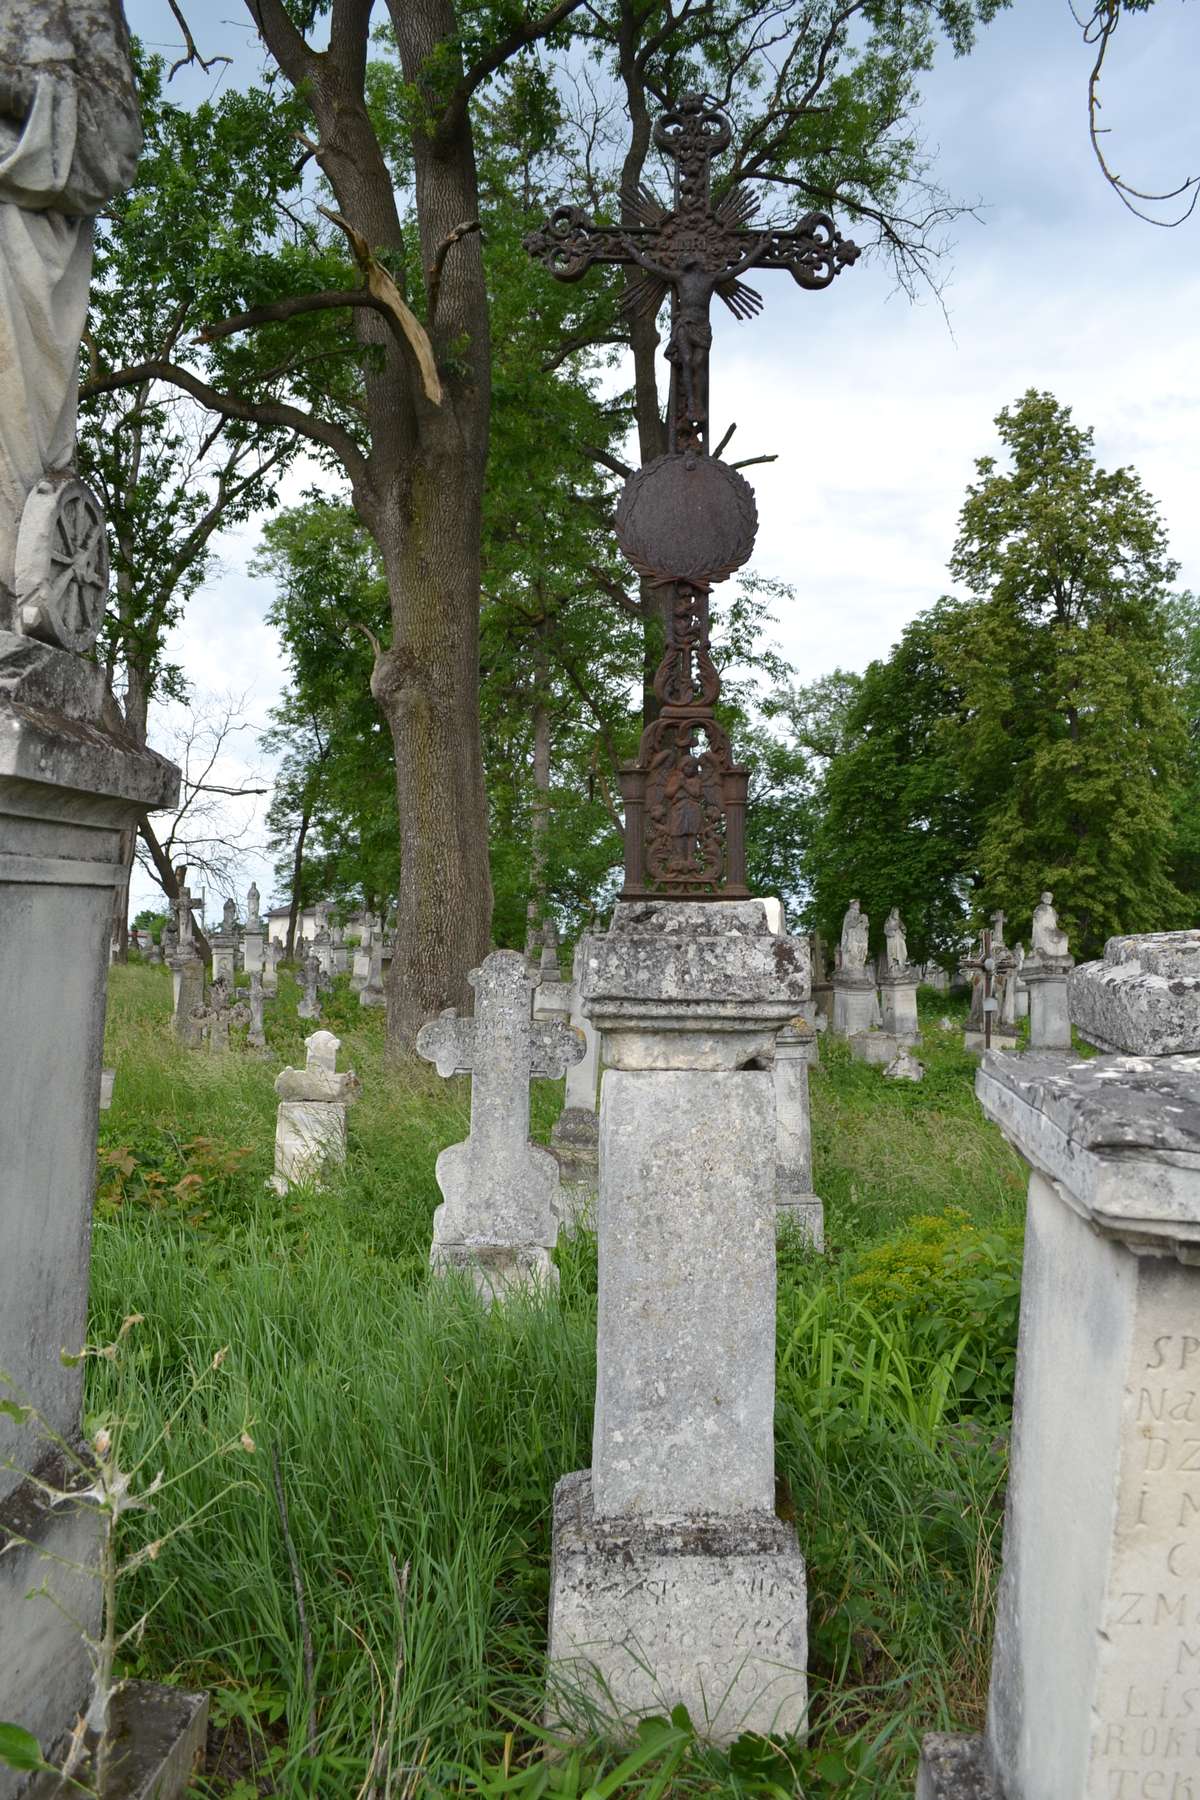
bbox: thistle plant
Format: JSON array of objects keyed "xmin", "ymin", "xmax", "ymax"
[{"xmin": 0, "ymin": 1318, "xmax": 253, "ymax": 1796}]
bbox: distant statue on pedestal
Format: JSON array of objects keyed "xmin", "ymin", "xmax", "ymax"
[
  {"xmin": 884, "ymin": 907, "xmax": 909, "ymax": 972},
  {"xmin": 1030, "ymin": 891, "xmax": 1071, "ymax": 961},
  {"xmin": 840, "ymin": 899, "xmax": 869, "ymax": 974}
]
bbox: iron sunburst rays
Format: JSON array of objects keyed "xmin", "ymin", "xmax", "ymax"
[{"xmin": 618, "ymin": 180, "xmax": 768, "ymax": 326}]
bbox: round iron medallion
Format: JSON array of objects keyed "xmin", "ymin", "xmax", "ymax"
[
  {"xmin": 614, "ymin": 454, "xmax": 758, "ymax": 586},
  {"xmin": 14, "ymin": 474, "xmax": 109, "ymax": 653}
]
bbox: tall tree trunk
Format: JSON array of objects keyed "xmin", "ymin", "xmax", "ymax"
[
  {"xmin": 372, "ymin": 451, "xmax": 492, "ymax": 1047},
  {"xmin": 530, "ymin": 623, "xmax": 551, "ymax": 928},
  {"xmin": 109, "ymin": 659, "xmax": 151, "ymax": 961},
  {"xmin": 285, "ymin": 801, "xmax": 312, "ymax": 959}
]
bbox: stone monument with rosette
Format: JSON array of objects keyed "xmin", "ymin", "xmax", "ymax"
[{"xmin": 0, "ymin": 5, "xmax": 198, "ymax": 1782}]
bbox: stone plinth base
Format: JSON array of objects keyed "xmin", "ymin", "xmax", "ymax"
[
  {"xmin": 849, "ymin": 1030, "xmax": 904, "ymax": 1066},
  {"xmin": 832, "ymin": 975, "xmax": 875, "ymax": 1037},
  {"xmin": 430, "ymin": 1237, "xmax": 557, "ymax": 1303},
  {"xmin": 879, "ymin": 974, "xmax": 919, "ymax": 1038},
  {"xmin": 1024, "ymin": 961, "xmax": 1073, "ymax": 1051},
  {"xmin": 27, "ymin": 1681, "xmax": 208, "ymax": 1800},
  {"xmin": 963, "ymin": 1030, "xmax": 1017, "ymax": 1054},
  {"xmin": 0, "ymin": 1454, "xmax": 102, "ymax": 1800},
  {"xmin": 915, "ymin": 1735, "xmax": 997, "ymax": 1800},
  {"xmin": 268, "ymin": 1100, "xmax": 347, "ymax": 1192},
  {"xmin": 547, "ymin": 1471, "xmax": 807, "ymax": 1745},
  {"xmin": 777, "ymin": 1194, "xmax": 824, "ymax": 1251}
]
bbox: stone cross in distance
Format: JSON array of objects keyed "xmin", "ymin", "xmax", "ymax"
[
  {"xmin": 416, "ymin": 951, "xmax": 583, "ymax": 1288},
  {"xmin": 524, "ymin": 93, "xmax": 861, "ymax": 456}
]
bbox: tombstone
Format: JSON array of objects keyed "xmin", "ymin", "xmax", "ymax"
[
  {"xmin": 832, "ymin": 899, "xmax": 875, "ymax": 1036},
  {"xmin": 242, "ymin": 880, "xmax": 264, "ymax": 979},
  {"xmin": 147, "ymin": 935, "xmax": 163, "ymax": 965},
  {"xmin": 351, "ymin": 914, "xmax": 374, "ymax": 991},
  {"xmin": 190, "ymin": 974, "xmax": 248, "ymax": 1052},
  {"xmin": 415, "ymin": 950, "xmax": 583, "ymax": 1301},
  {"xmin": 246, "ymin": 971, "xmax": 267, "ymax": 1051},
  {"xmin": 297, "ymin": 954, "xmax": 322, "ymax": 1020},
  {"xmin": 1010, "ymin": 943, "xmax": 1029, "ymax": 1020},
  {"xmin": 533, "ymin": 920, "xmax": 572, "ymax": 1022},
  {"xmin": 917, "ymin": 931, "xmax": 1200, "ymax": 1800},
  {"xmin": 1067, "ymin": 927, "xmax": 1200, "ymax": 1055},
  {"xmin": 359, "ymin": 935, "xmax": 386, "ymax": 1008},
  {"xmin": 268, "ymin": 1030, "xmax": 360, "ymax": 1193},
  {"xmin": 99, "ymin": 1068, "xmax": 115, "ymax": 1110},
  {"xmin": 878, "ymin": 907, "xmax": 920, "ymax": 1041},
  {"xmin": 169, "ymin": 885, "xmax": 205, "ymax": 1045},
  {"xmin": 549, "ymin": 939, "xmax": 601, "ymax": 1220},
  {"xmin": 262, "ymin": 935, "xmax": 281, "ymax": 996},
  {"xmin": 962, "ymin": 915, "xmax": 1018, "ymax": 1054},
  {"xmin": 210, "ymin": 896, "xmax": 239, "ymax": 984},
  {"xmin": 810, "ymin": 932, "xmax": 834, "ymax": 1021},
  {"xmin": 774, "ymin": 1018, "xmax": 823, "ymax": 1249},
  {"xmin": 547, "ymin": 900, "xmax": 810, "ymax": 1742},
  {"xmin": 1021, "ymin": 891, "xmax": 1074, "ymax": 1051},
  {"xmin": 312, "ymin": 925, "xmax": 334, "ymax": 989},
  {"xmin": 0, "ymin": 6, "xmax": 198, "ymax": 1778}
]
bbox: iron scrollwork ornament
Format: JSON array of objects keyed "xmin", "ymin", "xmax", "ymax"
[{"xmin": 525, "ymin": 94, "xmax": 860, "ymax": 897}]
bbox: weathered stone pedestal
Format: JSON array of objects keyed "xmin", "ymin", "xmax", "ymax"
[
  {"xmin": 548, "ymin": 901, "xmax": 809, "ymax": 1743},
  {"xmin": 775, "ymin": 1019, "xmax": 823, "ymax": 1250},
  {"xmin": 832, "ymin": 967, "xmax": 875, "ymax": 1037},
  {"xmin": 0, "ymin": 636, "xmax": 178, "ymax": 1794},
  {"xmin": 917, "ymin": 935, "xmax": 1200, "ymax": 1800},
  {"xmin": 1022, "ymin": 957, "xmax": 1073, "ymax": 1050},
  {"xmin": 878, "ymin": 969, "xmax": 919, "ymax": 1040}
]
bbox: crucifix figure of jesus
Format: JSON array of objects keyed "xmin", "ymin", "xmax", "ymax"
[{"xmin": 524, "ymin": 94, "xmax": 860, "ymax": 453}]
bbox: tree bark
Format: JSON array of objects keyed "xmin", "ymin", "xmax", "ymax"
[
  {"xmin": 530, "ymin": 631, "xmax": 551, "ymax": 926},
  {"xmin": 285, "ymin": 800, "xmax": 312, "ymax": 959}
]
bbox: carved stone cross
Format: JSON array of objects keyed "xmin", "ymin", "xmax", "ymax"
[
  {"xmin": 190, "ymin": 975, "xmax": 249, "ymax": 1053},
  {"xmin": 416, "ymin": 949, "xmax": 583, "ymax": 1297}
]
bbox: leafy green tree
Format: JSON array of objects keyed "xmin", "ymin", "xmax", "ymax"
[
  {"xmin": 947, "ymin": 390, "xmax": 1188, "ymax": 954},
  {"xmin": 799, "ymin": 603, "xmax": 976, "ymax": 962},
  {"xmin": 81, "ymin": 53, "xmax": 302, "ymax": 949},
  {"xmin": 88, "ymin": 0, "xmax": 1008, "ymax": 1040}
]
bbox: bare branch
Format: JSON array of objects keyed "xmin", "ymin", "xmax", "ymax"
[
  {"xmin": 585, "ymin": 443, "xmax": 634, "ymax": 481},
  {"xmin": 197, "ymin": 289, "xmax": 412, "ymax": 345},
  {"xmin": 1078, "ymin": 0, "xmax": 1199, "ymax": 226},
  {"xmin": 427, "ymin": 220, "xmax": 481, "ymax": 323},
  {"xmin": 165, "ymin": 0, "xmax": 233, "ymax": 82},
  {"xmin": 79, "ymin": 359, "xmax": 371, "ymax": 494}
]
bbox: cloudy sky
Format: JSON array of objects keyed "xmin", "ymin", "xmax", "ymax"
[{"xmin": 122, "ymin": 0, "xmax": 1200, "ymax": 916}]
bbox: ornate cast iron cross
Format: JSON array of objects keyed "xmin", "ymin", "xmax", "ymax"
[{"xmin": 525, "ymin": 95, "xmax": 860, "ymax": 898}]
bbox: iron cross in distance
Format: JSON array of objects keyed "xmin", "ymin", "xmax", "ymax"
[{"xmin": 523, "ymin": 93, "xmax": 861, "ymax": 457}]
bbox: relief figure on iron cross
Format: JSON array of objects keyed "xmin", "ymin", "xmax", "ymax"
[
  {"xmin": 0, "ymin": 2, "xmax": 141, "ymax": 610},
  {"xmin": 623, "ymin": 241, "xmax": 772, "ymax": 443}
]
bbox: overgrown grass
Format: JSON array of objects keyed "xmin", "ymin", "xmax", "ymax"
[{"xmin": 75, "ymin": 965, "xmax": 1026, "ymax": 1796}]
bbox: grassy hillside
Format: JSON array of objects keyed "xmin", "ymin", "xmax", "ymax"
[{"xmin": 71, "ymin": 964, "xmax": 1026, "ymax": 1797}]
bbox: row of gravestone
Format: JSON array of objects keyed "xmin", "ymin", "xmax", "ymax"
[
  {"xmin": 815, "ymin": 894, "xmax": 1077, "ymax": 1067},
  {"xmin": 4, "ymin": 613, "xmax": 1200, "ymax": 1780}
]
